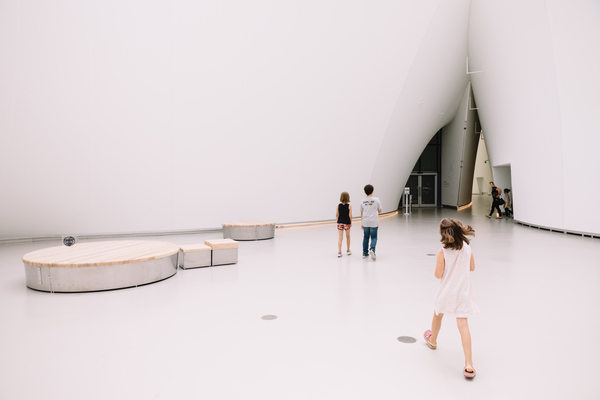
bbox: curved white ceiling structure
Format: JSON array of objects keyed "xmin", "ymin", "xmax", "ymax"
[{"xmin": 0, "ymin": 0, "xmax": 598, "ymax": 238}]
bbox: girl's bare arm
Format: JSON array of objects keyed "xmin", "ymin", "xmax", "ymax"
[
  {"xmin": 470, "ymin": 253, "xmax": 475, "ymax": 271},
  {"xmin": 435, "ymin": 249, "xmax": 445, "ymax": 279}
]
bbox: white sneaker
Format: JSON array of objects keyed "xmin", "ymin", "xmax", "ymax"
[
  {"xmin": 337, "ymin": 252, "xmax": 342, "ymax": 258},
  {"xmin": 347, "ymin": 250, "xmax": 352, "ymax": 256},
  {"xmin": 369, "ymin": 249, "xmax": 376, "ymax": 261}
]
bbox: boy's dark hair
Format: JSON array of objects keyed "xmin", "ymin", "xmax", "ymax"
[
  {"xmin": 439, "ymin": 218, "xmax": 475, "ymax": 250},
  {"xmin": 504, "ymin": 188, "xmax": 511, "ymax": 193},
  {"xmin": 364, "ymin": 184, "xmax": 374, "ymax": 195}
]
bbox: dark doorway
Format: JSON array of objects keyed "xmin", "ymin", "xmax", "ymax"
[{"xmin": 399, "ymin": 130, "xmax": 442, "ymax": 209}]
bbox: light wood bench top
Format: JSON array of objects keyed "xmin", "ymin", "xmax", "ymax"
[
  {"xmin": 204, "ymin": 239, "xmax": 239, "ymax": 250},
  {"xmin": 180, "ymin": 244, "xmax": 211, "ymax": 252},
  {"xmin": 22, "ymin": 240, "xmax": 180, "ymax": 268},
  {"xmin": 222, "ymin": 220, "xmax": 276, "ymax": 227}
]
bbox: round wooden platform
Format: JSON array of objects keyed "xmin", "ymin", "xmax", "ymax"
[{"xmin": 22, "ymin": 240, "xmax": 180, "ymax": 293}]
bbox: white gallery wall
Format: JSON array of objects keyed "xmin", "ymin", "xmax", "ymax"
[
  {"xmin": 1, "ymin": 0, "xmax": 599, "ymax": 239},
  {"xmin": 469, "ymin": 0, "xmax": 600, "ymax": 234},
  {"xmin": 0, "ymin": 0, "xmax": 472, "ymax": 239}
]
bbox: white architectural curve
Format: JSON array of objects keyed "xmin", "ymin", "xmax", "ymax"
[
  {"xmin": 469, "ymin": 0, "xmax": 600, "ymax": 234},
  {"xmin": 0, "ymin": 0, "xmax": 598, "ymax": 238}
]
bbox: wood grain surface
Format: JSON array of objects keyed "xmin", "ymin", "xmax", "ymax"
[
  {"xmin": 222, "ymin": 220, "xmax": 276, "ymax": 227},
  {"xmin": 204, "ymin": 239, "xmax": 239, "ymax": 250},
  {"xmin": 180, "ymin": 244, "xmax": 212, "ymax": 253},
  {"xmin": 22, "ymin": 240, "xmax": 180, "ymax": 267}
]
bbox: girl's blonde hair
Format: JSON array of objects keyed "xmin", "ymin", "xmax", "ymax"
[
  {"xmin": 439, "ymin": 218, "xmax": 475, "ymax": 250},
  {"xmin": 340, "ymin": 192, "xmax": 350, "ymax": 204}
]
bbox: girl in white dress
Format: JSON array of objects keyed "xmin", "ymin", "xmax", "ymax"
[{"xmin": 423, "ymin": 218, "xmax": 480, "ymax": 378}]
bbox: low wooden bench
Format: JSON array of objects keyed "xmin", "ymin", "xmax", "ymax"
[
  {"xmin": 222, "ymin": 220, "xmax": 276, "ymax": 241},
  {"xmin": 204, "ymin": 239, "xmax": 239, "ymax": 266},
  {"xmin": 179, "ymin": 244, "xmax": 212, "ymax": 269},
  {"xmin": 22, "ymin": 240, "xmax": 179, "ymax": 292}
]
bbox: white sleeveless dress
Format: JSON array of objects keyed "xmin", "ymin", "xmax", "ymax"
[{"xmin": 433, "ymin": 243, "xmax": 480, "ymax": 317}]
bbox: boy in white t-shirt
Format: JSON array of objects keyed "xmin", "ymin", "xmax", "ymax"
[{"xmin": 360, "ymin": 184, "xmax": 382, "ymax": 260}]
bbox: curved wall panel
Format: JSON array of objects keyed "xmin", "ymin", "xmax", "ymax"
[
  {"xmin": 0, "ymin": 0, "xmax": 473, "ymax": 238},
  {"xmin": 469, "ymin": 0, "xmax": 600, "ymax": 234},
  {"xmin": 441, "ymin": 83, "xmax": 480, "ymax": 208},
  {"xmin": 369, "ymin": 0, "xmax": 471, "ymax": 211}
]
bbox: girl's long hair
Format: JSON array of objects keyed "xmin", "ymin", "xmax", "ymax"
[
  {"xmin": 340, "ymin": 192, "xmax": 350, "ymax": 204},
  {"xmin": 439, "ymin": 218, "xmax": 475, "ymax": 250}
]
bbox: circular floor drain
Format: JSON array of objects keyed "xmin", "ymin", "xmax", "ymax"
[
  {"xmin": 397, "ymin": 336, "xmax": 417, "ymax": 343},
  {"xmin": 261, "ymin": 315, "xmax": 278, "ymax": 320}
]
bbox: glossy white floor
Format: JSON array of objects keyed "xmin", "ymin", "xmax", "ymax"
[{"xmin": 0, "ymin": 195, "xmax": 599, "ymax": 400}]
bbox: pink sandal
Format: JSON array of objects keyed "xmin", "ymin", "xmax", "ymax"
[
  {"xmin": 423, "ymin": 330, "xmax": 436, "ymax": 349},
  {"xmin": 463, "ymin": 366, "xmax": 476, "ymax": 379}
]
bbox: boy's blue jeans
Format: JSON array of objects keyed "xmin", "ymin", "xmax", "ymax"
[{"xmin": 362, "ymin": 227, "xmax": 378, "ymax": 255}]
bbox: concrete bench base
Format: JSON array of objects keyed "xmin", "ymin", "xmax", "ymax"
[{"xmin": 212, "ymin": 248, "xmax": 238, "ymax": 265}]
